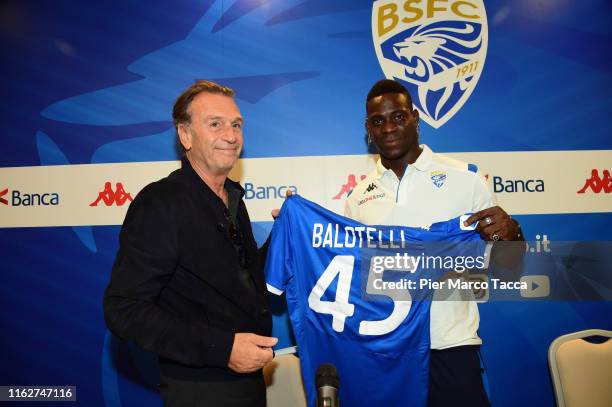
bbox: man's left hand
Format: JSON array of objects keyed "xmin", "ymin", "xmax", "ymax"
[
  {"xmin": 464, "ymin": 206, "xmax": 522, "ymax": 241},
  {"xmin": 270, "ymin": 189, "xmax": 293, "ymax": 219}
]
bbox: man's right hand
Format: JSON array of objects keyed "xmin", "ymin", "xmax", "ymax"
[{"xmin": 228, "ymin": 333, "xmax": 278, "ymax": 373}]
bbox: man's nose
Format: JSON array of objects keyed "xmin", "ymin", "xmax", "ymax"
[
  {"xmin": 382, "ymin": 120, "xmax": 397, "ymax": 134},
  {"xmin": 221, "ymin": 124, "xmax": 238, "ymax": 142}
]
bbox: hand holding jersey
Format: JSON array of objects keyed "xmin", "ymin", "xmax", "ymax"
[
  {"xmin": 229, "ymin": 333, "xmax": 278, "ymax": 373},
  {"xmin": 464, "ymin": 206, "xmax": 522, "ymax": 242}
]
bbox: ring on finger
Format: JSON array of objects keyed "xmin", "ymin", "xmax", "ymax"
[
  {"xmin": 485, "ymin": 216, "xmax": 493, "ymax": 225},
  {"xmin": 491, "ymin": 233, "xmax": 500, "ymax": 241}
]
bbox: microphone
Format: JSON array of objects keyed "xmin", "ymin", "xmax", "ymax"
[{"xmin": 316, "ymin": 363, "xmax": 339, "ymax": 407}]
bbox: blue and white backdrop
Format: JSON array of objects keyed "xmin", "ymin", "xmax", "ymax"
[{"xmin": 1, "ymin": 1, "xmax": 611, "ymax": 406}]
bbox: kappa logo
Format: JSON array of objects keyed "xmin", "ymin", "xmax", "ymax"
[
  {"xmin": 577, "ymin": 169, "xmax": 612, "ymax": 194},
  {"xmin": 333, "ymin": 174, "xmax": 367, "ymax": 200},
  {"xmin": 365, "ymin": 183, "xmax": 378, "ymax": 193},
  {"xmin": 372, "ymin": 1, "xmax": 488, "ymax": 128},
  {"xmin": 430, "ymin": 170, "xmax": 446, "ymax": 188},
  {"xmin": 90, "ymin": 182, "xmax": 133, "ymax": 207}
]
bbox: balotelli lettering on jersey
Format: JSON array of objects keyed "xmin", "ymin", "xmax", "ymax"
[{"xmin": 265, "ymin": 195, "xmax": 487, "ymax": 407}]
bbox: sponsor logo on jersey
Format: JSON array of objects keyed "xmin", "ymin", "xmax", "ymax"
[
  {"xmin": 244, "ymin": 183, "xmax": 298, "ymax": 200},
  {"xmin": 357, "ymin": 193, "xmax": 386, "ymax": 206},
  {"xmin": 372, "ymin": 0, "xmax": 488, "ymax": 128},
  {"xmin": 333, "ymin": 174, "xmax": 367, "ymax": 200},
  {"xmin": 90, "ymin": 182, "xmax": 133, "ymax": 206},
  {"xmin": 492, "ymin": 176, "xmax": 545, "ymax": 193},
  {"xmin": 430, "ymin": 170, "xmax": 446, "ymax": 188},
  {"xmin": 1, "ymin": 188, "xmax": 60, "ymax": 207},
  {"xmin": 577, "ymin": 169, "xmax": 611, "ymax": 194}
]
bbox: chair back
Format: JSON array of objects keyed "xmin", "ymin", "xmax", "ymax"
[
  {"xmin": 549, "ymin": 329, "xmax": 612, "ymax": 407},
  {"xmin": 264, "ymin": 353, "xmax": 307, "ymax": 407}
]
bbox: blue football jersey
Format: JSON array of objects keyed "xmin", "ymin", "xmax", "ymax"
[{"xmin": 265, "ymin": 195, "xmax": 486, "ymax": 407}]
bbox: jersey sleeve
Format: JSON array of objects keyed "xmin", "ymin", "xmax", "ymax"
[
  {"xmin": 264, "ymin": 200, "xmax": 294, "ymax": 295},
  {"xmin": 472, "ymin": 170, "xmax": 497, "ymax": 212}
]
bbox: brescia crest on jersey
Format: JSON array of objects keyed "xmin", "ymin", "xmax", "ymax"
[
  {"xmin": 430, "ymin": 170, "xmax": 447, "ymax": 188},
  {"xmin": 372, "ymin": 1, "xmax": 488, "ymax": 128}
]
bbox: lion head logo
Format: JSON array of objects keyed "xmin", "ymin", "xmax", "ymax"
[{"xmin": 382, "ymin": 21, "xmax": 482, "ymax": 82}]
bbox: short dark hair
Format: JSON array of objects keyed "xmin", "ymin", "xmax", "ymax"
[
  {"xmin": 172, "ymin": 80, "xmax": 236, "ymax": 154},
  {"xmin": 366, "ymin": 79, "xmax": 412, "ymax": 105}
]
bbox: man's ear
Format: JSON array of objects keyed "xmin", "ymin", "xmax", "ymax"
[
  {"xmin": 412, "ymin": 108, "xmax": 420, "ymax": 124},
  {"xmin": 177, "ymin": 124, "xmax": 192, "ymax": 151}
]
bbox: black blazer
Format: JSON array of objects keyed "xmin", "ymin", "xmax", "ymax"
[{"xmin": 103, "ymin": 158, "xmax": 272, "ymax": 381}]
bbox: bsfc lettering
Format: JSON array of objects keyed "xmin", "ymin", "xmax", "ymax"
[{"xmin": 377, "ymin": 0, "xmax": 481, "ymax": 37}]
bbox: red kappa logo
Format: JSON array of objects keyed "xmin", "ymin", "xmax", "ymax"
[
  {"xmin": 0, "ymin": 188, "xmax": 8, "ymax": 205},
  {"xmin": 577, "ymin": 169, "xmax": 612, "ymax": 194},
  {"xmin": 90, "ymin": 182, "xmax": 134, "ymax": 206},
  {"xmin": 333, "ymin": 174, "xmax": 367, "ymax": 200}
]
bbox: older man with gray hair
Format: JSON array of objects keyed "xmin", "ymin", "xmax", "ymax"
[{"xmin": 104, "ymin": 80, "xmax": 277, "ymax": 406}]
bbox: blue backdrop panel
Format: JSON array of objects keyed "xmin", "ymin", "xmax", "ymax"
[{"xmin": 1, "ymin": 1, "xmax": 611, "ymax": 406}]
